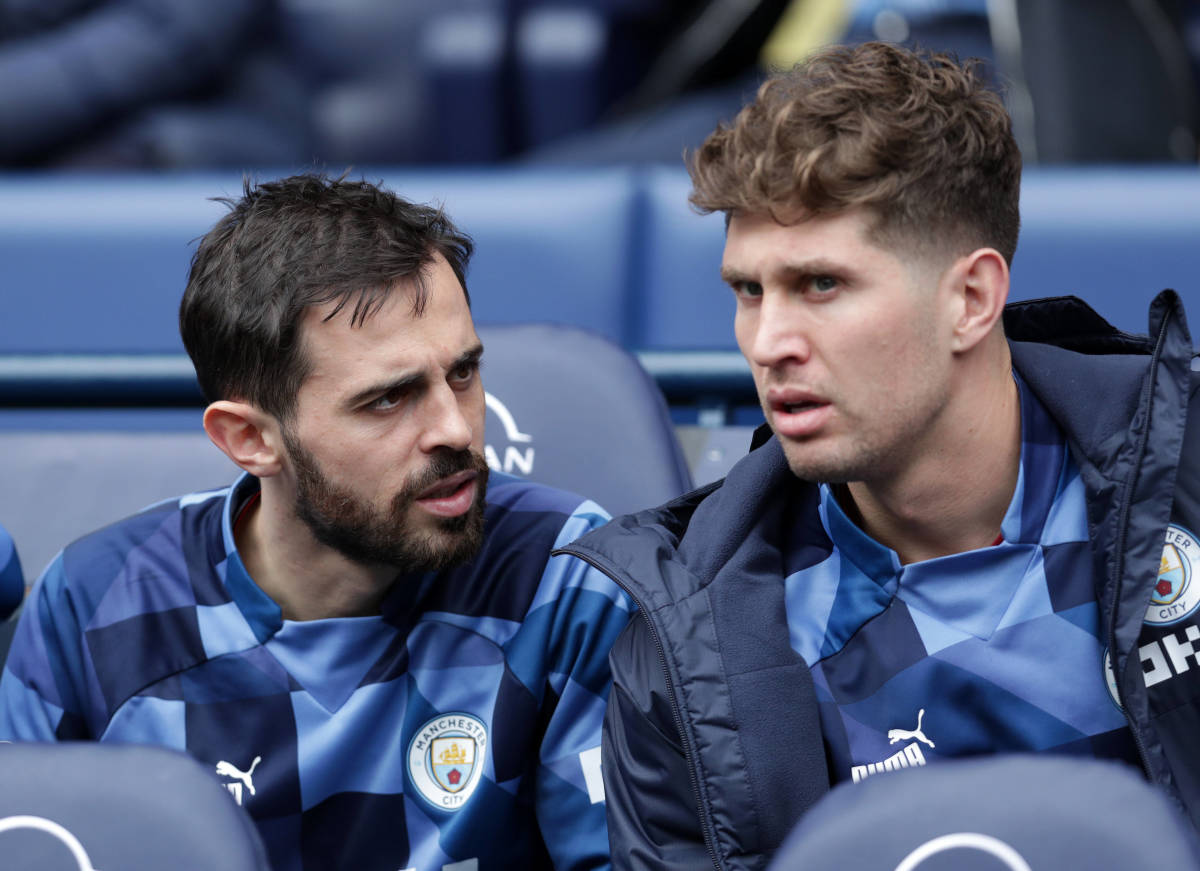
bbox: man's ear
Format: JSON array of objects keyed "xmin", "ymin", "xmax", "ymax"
[
  {"xmin": 203, "ymin": 400, "xmax": 284, "ymax": 478},
  {"xmin": 945, "ymin": 247, "xmax": 1009, "ymax": 353}
]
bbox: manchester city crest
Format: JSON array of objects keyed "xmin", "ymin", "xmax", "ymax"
[
  {"xmin": 407, "ymin": 713, "xmax": 488, "ymax": 811},
  {"xmin": 1146, "ymin": 524, "xmax": 1200, "ymax": 626}
]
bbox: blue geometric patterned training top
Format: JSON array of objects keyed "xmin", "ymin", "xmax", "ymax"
[
  {"xmin": 782, "ymin": 375, "xmax": 1140, "ymax": 785},
  {"xmin": 0, "ymin": 471, "xmax": 632, "ymax": 871}
]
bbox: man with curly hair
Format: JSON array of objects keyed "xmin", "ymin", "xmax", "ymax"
[{"xmin": 562, "ymin": 41, "xmax": 1200, "ymax": 870}]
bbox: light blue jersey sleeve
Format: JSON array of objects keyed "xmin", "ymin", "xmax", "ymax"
[
  {"xmin": 0, "ymin": 554, "xmax": 91, "ymax": 741},
  {"xmin": 507, "ymin": 500, "xmax": 635, "ymax": 870}
]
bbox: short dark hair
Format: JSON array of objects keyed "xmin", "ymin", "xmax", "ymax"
[
  {"xmin": 180, "ymin": 173, "xmax": 474, "ymax": 420},
  {"xmin": 689, "ymin": 41, "xmax": 1021, "ymax": 265}
]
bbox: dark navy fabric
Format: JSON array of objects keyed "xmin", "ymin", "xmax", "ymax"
[
  {"xmin": 1, "ymin": 472, "xmax": 632, "ymax": 871},
  {"xmin": 0, "ymin": 522, "xmax": 21, "ymax": 619},
  {"xmin": 768, "ymin": 755, "xmax": 1200, "ymax": 871},
  {"xmin": 0, "ymin": 0, "xmax": 296, "ymax": 165},
  {"xmin": 564, "ymin": 293, "xmax": 1200, "ymax": 870}
]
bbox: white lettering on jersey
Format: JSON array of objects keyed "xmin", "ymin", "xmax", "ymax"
[
  {"xmin": 851, "ymin": 742, "xmax": 927, "ymax": 783},
  {"xmin": 579, "ymin": 745, "xmax": 605, "ymax": 804},
  {"xmin": 1106, "ymin": 625, "xmax": 1200, "ymax": 709}
]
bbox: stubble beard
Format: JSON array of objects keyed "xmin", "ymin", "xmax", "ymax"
[
  {"xmin": 284, "ymin": 430, "xmax": 489, "ymax": 572},
  {"xmin": 770, "ymin": 383, "xmax": 950, "ymax": 487},
  {"xmin": 779, "ymin": 435, "xmax": 892, "ymax": 485}
]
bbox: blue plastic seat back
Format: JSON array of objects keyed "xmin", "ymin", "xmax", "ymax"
[
  {"xmin": 1010, "ymin": 168, "xmax": 1200, "ymax": 339},
  {"xmin": 0, "ymin": 169, "xmax": 639, "ymax": 355},
  {"xmin": 0, "ymin": 323, "xmax": 691, "ymax": 579},
  {"xmin": 0, "ymin": 412, "xmax": 238, "ymax": 582},
  {"xmin": 0, "ymin": 743, "xmax": 271, "ymax": 871},
  {"xmin": 478, "ymin": 323, "xmax": 692, "ymax": 517},
  {"xmin": 636, "ymin": 166, "xmax": 1200, "ymax": 349},
  {"xmin": 769, "ymin": 755, "xmax": 1200, "ymax": 870}
]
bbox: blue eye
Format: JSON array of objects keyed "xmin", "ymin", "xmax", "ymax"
[
  {"xmin": 811, "ymin": 275, "xmax": 837, "ymax": 293},
  {"xmin": 733, "ymin": 281, "xmax": 763, "ymax": 298}
]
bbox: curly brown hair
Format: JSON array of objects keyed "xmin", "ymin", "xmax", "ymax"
[{"xmin": 688, "ymin": 41, "xmax": 1021, "ymax": 265}]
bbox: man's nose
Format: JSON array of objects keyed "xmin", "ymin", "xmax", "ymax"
[
  {"xmin": 746, "ymin": 292, "xmax": 812, "ymax": 370},
  {"xmin": 420, "ymin": 385, "xmax": 475, "ymax": 453}
]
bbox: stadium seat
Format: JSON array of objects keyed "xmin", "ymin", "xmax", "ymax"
[
  {"xmin": 1, "ymin": 167, "xmax": 1195, "ymax": 356},
  {"xmin": 1009, "ymin": 167, "xmax": 1200, "ymax": 338},
  {"xmin": 0, "ymin": 324, "xmax": 690, "ymax": 578},
  {"xmin": 635, "ymin": 165, "xmax": 1200, "ymax": 349},
  {"xmin": 0, "ymin": 169, "xmax": 640, "ymax": 355},
  {"xmin": 0, "ymin": 742, "xmax": 270, "ymax": 870},
  {"xmin": 0, "ymin": 409, "xmax": 239, "ymax": 581},
  {"xmin": 637, "ymin": 166, "xmax": 732, "ymax": 350},
  {"xmin": 768, "ymin": 755, "xmax": 1200, "ymax": 870},
  {"xmin": 476, "ymin": 323, "xmax": 692, "ymax": 516}
]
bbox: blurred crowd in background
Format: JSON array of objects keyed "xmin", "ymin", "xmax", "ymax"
[{"xmin": 1, "ymin": 0, "xmax": 1198, "ymax": 170}]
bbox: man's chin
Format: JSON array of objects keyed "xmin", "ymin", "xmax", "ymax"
[
  {"xmin": 407, "ymin": 525, "xmax": 484, "ymax": 572},
  {"xmin": 295, "ymin": 453, "xmax": 490, "ymax": 572},
  {"xmin": 778, "ymin": 441, "xmax": 858, "ymax": 485},
  {"xmin": 400, "ymin": 494, "xmax": 487, "ymax": 570}
]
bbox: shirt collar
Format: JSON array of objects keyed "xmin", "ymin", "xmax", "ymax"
[
  {"xmin": 220, "ymin": 473, "xmax": 283, "ymax": 643},
  {"xmin": 817, "ymin": 374, "xmax": 1069, "ymax": 639}
]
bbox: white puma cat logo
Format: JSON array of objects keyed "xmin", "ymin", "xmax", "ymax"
[
  {"xmin": 216, "ymin": 756, "xmax": 262, "ymax": 797},
  {"xmin": 887, "ymin": 709, "xmax": 935, "ymax": 748}
]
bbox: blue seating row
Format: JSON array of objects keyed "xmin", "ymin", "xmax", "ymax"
[
  {"xmin": 0, "ymin": 325, "xmax": 694, "ymax": 585},
  {"xmin": 1, "ymin": 166, "xmax": 1195, "ymax": 355}
]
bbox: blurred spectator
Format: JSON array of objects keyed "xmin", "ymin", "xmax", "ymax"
[
  {"xmin": 0, "ymin": 0, "xmax": 310, "ymax": 167},
  {"xmin": 525, "ymin": 0, "xmax": 992, "ymax": 164},
  {"xmin": 5, "ymin": 0, "xmax": 1196, "ymax": 168},
  {"xmin": 991, "ymin": 0, "xmax": 1199, "ymax": 162},
  {"xmin": 529, "ymin": 0, "xmax": 1200, "ymax": 166},
  {"xmin": 294, "ymin": 0, "xmax": 702, "ymax": 165}
]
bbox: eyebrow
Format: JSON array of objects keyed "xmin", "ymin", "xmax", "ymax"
[
  {"xmin": 720, "ymin": 258, "xmax": 850, "ymax": 287},
  {"xmin": 344, "ymin": 342, "xmax": 484, "ymax": 409},
  {"xmin": 453, "ymin": 343, "xmax": 485, "ymax": 373},
  {"xmin": 719, "ymin": 265, "xmax": 754, "ymax": 286}
]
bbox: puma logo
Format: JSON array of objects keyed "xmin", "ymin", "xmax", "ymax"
[
  {"xmin": 216, "ymin": 756, "xmax": 262, "ymax": 800},
  {"xmin": 887, "ymin": 709, "xmax": 935, "ymax": 749}
]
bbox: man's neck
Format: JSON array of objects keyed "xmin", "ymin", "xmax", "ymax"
[
  {"xmin": 235, "ymin": 488, "xmax": 395, "ymax": 621},
  {"xmin": 840, "ymin": 361, "xmax": 1022, "ymax": 565}
]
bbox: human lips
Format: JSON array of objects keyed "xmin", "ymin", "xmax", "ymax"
[
  {"xmin": 414, "ymin": 470, "xmax": 478, "ymax": 517},
  {"xmin": 766, "ymin": 388, "xmax": 833, "ymax": 438}
]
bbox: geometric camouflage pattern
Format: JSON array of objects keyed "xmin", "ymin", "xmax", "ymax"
[
  {"xmin": 782, "ymin": 377, "xmax": 1140, "ymax": 784},
  {"xmin": 0, "ymin": 472, "xmax": 632, "ymax": 871}
]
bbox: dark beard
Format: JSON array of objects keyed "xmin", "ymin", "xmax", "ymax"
[{"xmin": 284, "ymin": 431, "xmax": 489, "ymax": 571}]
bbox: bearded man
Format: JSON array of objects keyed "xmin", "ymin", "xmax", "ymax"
[{"xmin": 0, "ymin": 174, "xmax": 631, "ymax": 871}]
